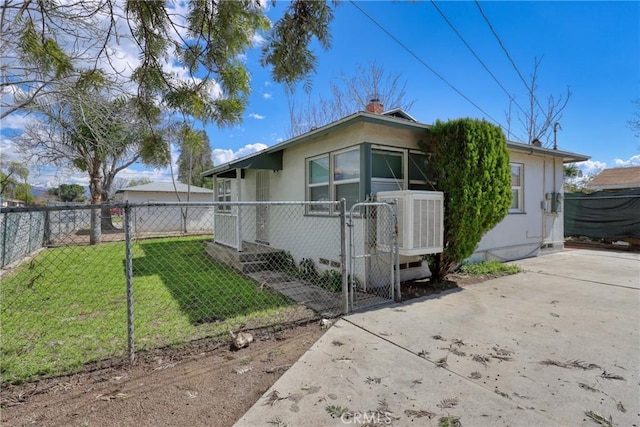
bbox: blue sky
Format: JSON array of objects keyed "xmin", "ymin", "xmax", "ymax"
[
  {"xmin": 207, "ymin": 0, "xmax": 639, "ymax": 177},
  {"xmin": 2, "ymin": 1, "xmax": 638, "ymax": 187}
]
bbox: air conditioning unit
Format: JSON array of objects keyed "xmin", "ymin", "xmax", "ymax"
[{"xmin": 376, "ymin": 190, "xmax": 444, "ymax": 256}]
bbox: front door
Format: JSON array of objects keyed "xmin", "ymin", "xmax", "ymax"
[{"xmin": 256, "ymin": 171, "xmax": 269, "ymax": 244}]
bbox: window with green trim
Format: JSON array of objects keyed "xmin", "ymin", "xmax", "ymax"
[
  {"xmin": 371, "ymin": 148, "xmax": 404, "ymax": 195},
  {"xmin": 308, "ymin": 154, "xmax": 330, "ymax": 212},
  {"xmin": 333, "ymin": 148, "xmax": 360, "ymax": 210}
]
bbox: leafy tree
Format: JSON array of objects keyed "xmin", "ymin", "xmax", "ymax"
[
  {"xmin": 563, "ymin": 163, "xmax": 594, "ymax": 193},
  {"xmin": 14, "ymin": 183, "xmax": 33, "ymax": 205},
  {"xmin": 0, "ymin": 161, "xmax": 29, "ymax": 199},
  {"xmin": 52, "ymin": 184, "xmax": 87, "ymax": 203},
  {"xmin": 126, "ymin": 178, "xmax": 153, "ymax": 188},
  {"xmin": 563, "ymin": 164, "xmax": 580, "ymax": 180},
  {"xmin": 288, "ymin": 61, "xmax": 415, "ymax": 136},
  {"xmin": 2, "ymin": 1, "xmax": 336, "ymax": 123},
  {"xmin": 419, "ymin": 118, "xmax": 512, "ymax": 280},
  {"xmin": 177, "ymin": 126, "xmax": 214, "ymax": 189}
]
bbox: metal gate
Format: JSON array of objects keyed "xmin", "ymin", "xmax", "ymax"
[
  {"xmin": 348, "ymin": 201, "xmax": 399, "ymax": 312},
  {"xmin": 255, "ymin": 171, "xmax": 270, "ymax": 244}
]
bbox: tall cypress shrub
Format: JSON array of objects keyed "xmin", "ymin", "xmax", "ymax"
[{"xmin": 419, "ymin": 118, "xmax": 512, "ymax": 279}]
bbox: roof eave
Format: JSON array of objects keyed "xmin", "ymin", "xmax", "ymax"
[{"xmin": 506, "ymin": 141, "xmax": 589, "ymax": 163}]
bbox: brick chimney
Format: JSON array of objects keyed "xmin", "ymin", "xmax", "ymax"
[{"xmin": 365, "ymin": 98, "xmax": 383, "ymax": 114}]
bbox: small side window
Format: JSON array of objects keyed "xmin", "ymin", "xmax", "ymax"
[{"xmin": 510, "ymin": 163, "xmax": 524, "ymax": 212}]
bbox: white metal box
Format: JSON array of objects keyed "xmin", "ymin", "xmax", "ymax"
[{"xmin": 376, "ymin": 190, "xmax": 444, "ymax": 256}]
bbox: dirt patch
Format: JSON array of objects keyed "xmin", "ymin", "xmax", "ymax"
[
  {"xmin": 1, "ymin": 272, "xmax": 512, "ymax": 426},
  {"xmin": 1, "ymin": 323, "xmax": 326, "ymax": 427},
  {"xmin": 401, "ymin": 271, "xmax": 515, "ymax": 300}
]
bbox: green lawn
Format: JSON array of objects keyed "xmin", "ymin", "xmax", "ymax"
[{"xmin": 0, "ymin": 236, "xmax": 292, "ymax": 385}]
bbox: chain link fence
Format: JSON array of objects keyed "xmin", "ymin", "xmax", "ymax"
[{"xmin": 1, "ymin": 200, "xmax": 398, "ymax": 385}]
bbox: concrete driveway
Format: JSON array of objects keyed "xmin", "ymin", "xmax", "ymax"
[{"xmin": 236, "ymin": 249, "xmax": 639, "ymax": 426}]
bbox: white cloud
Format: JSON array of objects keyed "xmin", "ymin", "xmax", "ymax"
[
  {"xmin": 212, "ymin": 143, "xmax": 267, "ymax": 166},
  {"xmin": 249, "ymin": 113, "xmax": 265, "ymax": 120},
  {"xmin": 1, "ymin": 113, "xmax": 31, "ymax": 131},
  {"xmin": 251, "ymin": 33, "xmax": 266, "ymax": 46},
  {"xmin": 613, "ymin": 154, "xmax": 640, "ymax": 167},
  {"xmin": 264, "ymin": 81, "xmax": 272, "ymax": 87},
  {"xmin": 0, "ymin": 136, "xmax": 22, "ymax": 162},
  {"xmin": 576, "ymin": 160, "xmax": 606, "ymax": 177},
  {"xmin": 262, "ymin": 92, "xmax": 272, "ymax": 100}
]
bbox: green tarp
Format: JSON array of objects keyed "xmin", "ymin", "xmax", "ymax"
[{"xmin": 564, "ymin": 189, "xmax": 640, "ymax": 239}]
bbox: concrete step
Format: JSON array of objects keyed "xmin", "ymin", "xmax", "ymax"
[
  {"xmin": 238, "ymin": 251, "xmax": 281, "ymax": 263},
  {"xmin": 240, "ymin": 261, "xmax": 271, "ymax": 273}
]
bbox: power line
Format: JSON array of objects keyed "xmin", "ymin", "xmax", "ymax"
[
  {"xmin": 348, "ymin": 0, "xmax": 506, "ymax": 130},
  {"xmin": 430, "ymin": 0, "xmax": 528, "ymax": 119},
  {"xmin": 474, "ymin": 0, "xmax": 546, "ymax": 115}
]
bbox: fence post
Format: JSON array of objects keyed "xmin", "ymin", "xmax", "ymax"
[
  {"xmin": 339, "ymin": 199, "xmax": 349, "ymax": 315},
  {"xmin": 124, "ymin": 203, "xmax": 135, "ymax": 364},
  {"xmin": 27, "ymin": 212, "xmax": 32, "ymax": 255},
  {"xmin": 43, "ymin": 209, "xmax": 50, "ymax": 246},
  {"xmin": 236, "ymin": 204, "xmax": 242, "ymax": 252},
  {"xmin": 393, "ymin": 200, "xmax": 401, "ymax": 302},
  {"xmin": 1, "ymin": 212, "xmax": 7, "ymax": 268}
]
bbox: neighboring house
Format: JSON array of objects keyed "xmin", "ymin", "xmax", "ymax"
[
  {"xmin": 586, "ymin": 166, "xmax": 640, "ymax": 191},
  {"xmin": 116, "ymin": 182, "xmax": 214, "ymax": 233},
  {"xmin": 202, "ymin": 101, "xmax": 589, "ymax": 275},
  {"xmin": 0, "ymin": 196, "xmax": 25, "ymax": 207}
]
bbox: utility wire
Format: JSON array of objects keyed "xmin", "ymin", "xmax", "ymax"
[
  {"xmin": 474, "ymin": 0, "xmax": 546, "ymax": 115},
  {"xmin": 430, "ymin": 0, "xmax": 528, "ymax": 119},
  {"xmin": 349, "ymin": 0, "xmax": 506, "ymax": 130}
]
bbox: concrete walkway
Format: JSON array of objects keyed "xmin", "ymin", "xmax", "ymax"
[{"xmin": 236, "ymin": 249, "xmax": 639, "ymax": 426}]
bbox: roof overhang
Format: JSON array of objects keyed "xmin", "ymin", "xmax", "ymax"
[
  {"xmin": 206, "ymin": 151, "xmax": 283, "ymax": 178},
  {"xmin": 506, "ymin": 141, "xmax": 589, "ymax": 163},
  {"xmin": 202, "ymin": 111, "xmax": 429, "ymax": 178}
]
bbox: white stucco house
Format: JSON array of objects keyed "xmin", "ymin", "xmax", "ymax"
[
  {"xmin": 202, "ymin": 102, "xmax": 589, "ymax": 280},
  {"xmin": 116, "ymin": 181, "xmax": 214, "ymax": 233}
]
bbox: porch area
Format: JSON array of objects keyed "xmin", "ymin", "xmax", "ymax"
[{"xmin": 204, "ymin": 240, "xmax": 391, "ymax": 317}]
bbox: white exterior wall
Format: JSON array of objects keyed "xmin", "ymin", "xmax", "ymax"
[
  {"xmin": 225, "ymin": 123, "xmax": 430, "ymax": 284},
  {"xmin": 471, "ymin": 152, "xmax": 565, "ymax": 262},
  {"xmin": 219, "ymin": 118, "xmax": 570, "ymax": 276},
  {"xmin": 121, "ymin": 190, "xmax": 214, "ymax": 233}
]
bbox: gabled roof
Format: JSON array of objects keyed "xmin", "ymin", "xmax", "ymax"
[
  {"xmin": 117, "ymin": 181, "xmax": 214, "ymax": 194},
  {"xmin": 202, "ymin": 110, "xmax": 428, "ymax": 177},
  {"xmin": 586, "ymin": 166, "xmax": 640, "ymax": 191},
  {"xmin": 382, "ymin": 108, "xmax": 417, "ymax": 122},
  {"xmin": 202, "ymin": 110, "xmax": 589, "ymax": 177}
]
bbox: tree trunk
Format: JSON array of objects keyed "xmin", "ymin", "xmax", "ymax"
[
  {"xmin": 430, "ymin": 253, "xmax": 456, "ymax": 282},
  {"xmin": 101, "ymin": 205, "xmax": 115, "ymax": 230},
  {"xmin": 89, "ymin": 169, "xmax": 102, "ymax": 245},
  {"xmin": 101, "ymin": 189, "xmax": 115, "ymax": 231}
]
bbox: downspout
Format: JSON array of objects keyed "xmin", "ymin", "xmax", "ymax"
[
  {"xmin": 553, "ymin": 155, "xmax": 557, "ymax": 245},
  {"xmin": 541, "ymin": 158, "xmax": 546, "ymax": 248}
]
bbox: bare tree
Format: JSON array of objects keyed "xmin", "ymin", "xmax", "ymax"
[
  {"xmin": 18, "ymin": 73, "xmax": 169, "ymax": 243},
  {"xmin": 627, "ymin": 98, "xmax": 640, "ymax": 137},
  {"xmin": 512, "ymin": 57, "xmax": 571, "ymax": 147},
  {"xmin": 287, "ymin": 61, "xmax": 416, "ymax": 137}
]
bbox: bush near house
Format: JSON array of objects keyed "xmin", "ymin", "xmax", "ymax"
[{"xmin": 419, "ymin": 118, "xmax": 512, "ymax": 280}]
